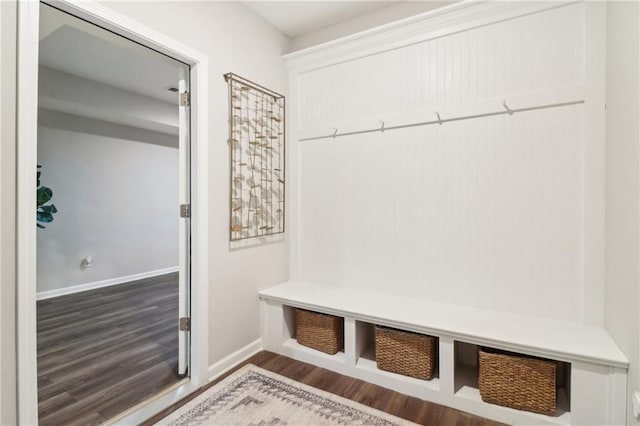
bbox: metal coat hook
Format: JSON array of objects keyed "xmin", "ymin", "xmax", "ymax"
[
  {"xmin": 297, "ymin": 97, "xmax": 584, "ymax": 142},
  {"xmin": 502, "ymin": 100, "xmax": 514, "ymax": 115}
]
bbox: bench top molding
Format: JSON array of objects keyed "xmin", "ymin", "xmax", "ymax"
[{"xmin": 259, "ymin": 281, "xmax": 628, "ymax": 369}]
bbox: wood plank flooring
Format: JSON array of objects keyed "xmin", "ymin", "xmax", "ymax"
[
  {"xmin": 39, "ymin": 278, "xmax": 504, "ymax": 426},
  {"xmin": 144, "ymin": 351, "xmax": 505, "ymax": 426},
  {"xmin": 37, "ymin": 272, "xmax": 181, "ymax": 426}
]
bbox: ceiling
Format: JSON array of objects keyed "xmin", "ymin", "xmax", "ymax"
[
  {"xmin": 39, "ymin": 3, "xmax": 185, "ymax": 105},
  {"xmin": 38, "ymin": 4, "xmax": 183, "ymax": 140},
  {"xmin": 243, "ymin": 1, "xmax": 399, "ymax": 38}
]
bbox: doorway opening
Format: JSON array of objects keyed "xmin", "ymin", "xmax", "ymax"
[{"xmin": 36, "ymin": 3, "xmax": 191, "ymax": 423}]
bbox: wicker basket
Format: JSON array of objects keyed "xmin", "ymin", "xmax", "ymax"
[
  {"xmin": 478, "ymin": 347, "xmax": 557, "ymax": 415},
  {"xmin": 374, "ymin": 326, "xmax": 436, "ymax": 380},
  {"xmin": 295, "ymin": 309, "xmax": 344, "ymax": 355}
]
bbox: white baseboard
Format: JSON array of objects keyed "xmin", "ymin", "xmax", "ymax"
[
  {"xmin": 36, "ymin": 266, "xmax": 179, "ymax": 301},
  {"xmin": 207, "ymin": 339, "xmax": 263, "ymax": 382}
]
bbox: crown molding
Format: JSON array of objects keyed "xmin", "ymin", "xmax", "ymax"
[{"xmin": 284, "ymin": 0, "xmax": 580, "ymax": 73}]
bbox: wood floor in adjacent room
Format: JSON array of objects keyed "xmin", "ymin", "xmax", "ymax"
[
  {"xmin": 145, "ymin": 351, "xmax": 505, "ymax": 426},
  {"xmin": 37, "ymin": 272, "xmax": 181, "ymax": 426}
]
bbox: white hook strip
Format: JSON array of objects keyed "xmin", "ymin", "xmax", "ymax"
[{"xmin": 298, "ymin": 97, "xmax": 584, "ymax": 142}]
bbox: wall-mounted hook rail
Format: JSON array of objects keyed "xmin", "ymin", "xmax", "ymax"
[{"xmin": 298, "ymin": 96, "xmax": 584, "ymax": 142}]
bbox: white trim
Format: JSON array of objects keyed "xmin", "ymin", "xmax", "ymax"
[
  {"xmin": 17, "ymin": 1, "xmax": 40, "ymax": 424},
  {"xmin": 261, "ymin": 284, "xmax": 628, "ymax": 425},
  {"xmin": 287, "ymin": 76, "xmax": 300, "ymax": 280},
  {"xmin": 190, "ymin": 47, "xmax": 210, "ymax": 399},
  {"xmin": 284, "ymin": 0, "xmax": 578, "ymax": 72},
  {"xmin": 207, "ymin": 339, "xmax": 264, "ymax": 382},
  {"xmin": 17, "ymin": 1, "xmax": 209, "ymax": 424},
  {"xmin": 35, "ymin": 266, "xmax": 179, "ymax": 301},
  {"xmin": 581, "ymin": 0, "xmax": 607, "ymax": 326},
  {"xmin": 260, "ymin": 282, "xmax": 629, "ymax": 369},
  {"xmin": 41, "ymin": 0, "xmax": 203, "ymax": 65}
]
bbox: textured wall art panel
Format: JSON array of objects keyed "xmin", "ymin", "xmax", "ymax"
[{"xmin": 225, "ymin": 73, "xmax": 285, "ymax": 242}]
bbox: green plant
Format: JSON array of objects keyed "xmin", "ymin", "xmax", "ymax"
[{"xmin": 37, "ymin": 165, "xmax": 57, "ymax": 228}]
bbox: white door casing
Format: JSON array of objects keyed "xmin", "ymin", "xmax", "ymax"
[
  {"xmin": 178, "ymin": 70, "xmax": 191, "ymax": 377},
  {"xmin": 16, "ymin": 1, "xmax": 209, "ymax": 424}
]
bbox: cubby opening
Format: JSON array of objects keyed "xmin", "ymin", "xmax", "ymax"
[
  {"xmin": 282, "ymin": 305, "xmax": 345, "ymax": 357},
  {"xmin": 355, "ymin": 320, "xmax": 376, "ymax": 362},
  {"xmin": 262, "ymin": 282, "xmax": 627, "ymax": 424},
  {"xmin": 355, "ymin": 321, "xmax": 439, "ymax": 384},
  {"xmin": 454, "ymin": 341, "xmax": 479, "ymax": 394},
  {"xmin": 283, "ymin": 304, "xmax": 297, "ymax": 340},
  {"xmin": 454, "ymin": 341, "xmax": 571, "ymax": 420}
]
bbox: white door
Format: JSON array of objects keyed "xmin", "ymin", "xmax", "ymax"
[{"xmin": 178, "ymin": 69, "xmax": 191, "ymax": 376}]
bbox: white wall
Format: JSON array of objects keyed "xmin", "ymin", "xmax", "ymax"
[
  {"xmin": 290, "ymin": 1, "xmax": 457, "ymax": 52},
  {"xmin": 36, "ymin": 124, "xmax": 179, "ymax": 293},
  {"xmin": 290, "ymin": 2, "xmax": 592, "ymax": 323},
  {"xmin": 299, "ymin": 107, "xmax": 584, "ymax": 321},
  {"xmin": 604, "ymin": 1, "xmax": 640, "ymax": 424},
  {"xmin": 98, "ymin": 1, "xmax": 290, "ymax": 365},
  {"xmin": 296, "ymin": 3, "xmax": 584, "ymax": 131},
  {"xmin": 0, "ymin": 0, "xmax": 17, "ymax": 423}
]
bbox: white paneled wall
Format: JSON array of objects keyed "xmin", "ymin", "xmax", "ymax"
[
  {"xmin": 288, "ymin": 1, "xmax": 599, "ymax": 323},
  {"xmin": 298, "ymin": 2, "xmax": 584, "ymax": 131},
  {"xmin": 300, "ymin": 106, "xmax": 584, "ymax": 320}
]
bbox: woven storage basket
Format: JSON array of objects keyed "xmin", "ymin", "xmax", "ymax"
[
  {"xmin": 295, "ymin": 309, "xmax": 344, "ymax": 355},
  {"xmin": 374, "ymin": 326, "xmax": 436, "ymax": 380},
  {"xmin": 478, "ymin": 347, "xmax": 557, "ymax": 415}
]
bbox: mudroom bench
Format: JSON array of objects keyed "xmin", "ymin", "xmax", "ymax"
[{"xmin": 259, "ymin": 281, "xmax": 628, "ymax": 426}]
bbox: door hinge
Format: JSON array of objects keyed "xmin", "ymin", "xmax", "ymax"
[
  {"xmin": 179, "ymin": 317, "xmax": 191, "ymax": 331},
  {"xmin": 180, "ymin": 91, "xmax": 190, "ymax": 107},
  {"xmin": 180, "ymin": 204, "xmax": 190, "ymax": 218}
]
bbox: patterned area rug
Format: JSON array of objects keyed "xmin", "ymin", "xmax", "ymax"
[{"xmin": 155, "ymin": 364, "xmax": 417, "ymax": 426}]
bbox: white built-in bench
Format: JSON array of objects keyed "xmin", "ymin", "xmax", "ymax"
[{"xmin": 259, "ymin": 281, "xmax": 628, "ymax": 426}]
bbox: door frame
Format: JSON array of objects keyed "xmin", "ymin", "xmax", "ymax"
[{"xmin": 16, "ymin": 0, "xmax": 209, "ymax": 424}]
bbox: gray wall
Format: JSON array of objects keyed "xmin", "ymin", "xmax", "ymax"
[
  {"xmin": 36, "ymin": 124, "xmax": 179, "ymax": 294},
  {"xmin": 97, "ymin": 0, "xmax": 291, "ymax": 368}
]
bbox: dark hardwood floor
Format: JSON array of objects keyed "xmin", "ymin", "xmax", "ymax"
[
  {"xmin": 144, "ymin": 351, "xmax": 505, "ymax": 426},
  {"xmin": 39, "ymin": 278, "xmax": 503, "ymax": 426},
  {"xmin": 37, "ymin": 272, "xmax": 181, "ymax": 426}
]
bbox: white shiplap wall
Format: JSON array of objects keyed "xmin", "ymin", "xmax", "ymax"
[
  {"xmin": 298, "ymin": 3, "xmax": 584, "ymax": 131},
  {"xmin": 288, "ymin": 1, "xmax": 598, "ymax": 323}
]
